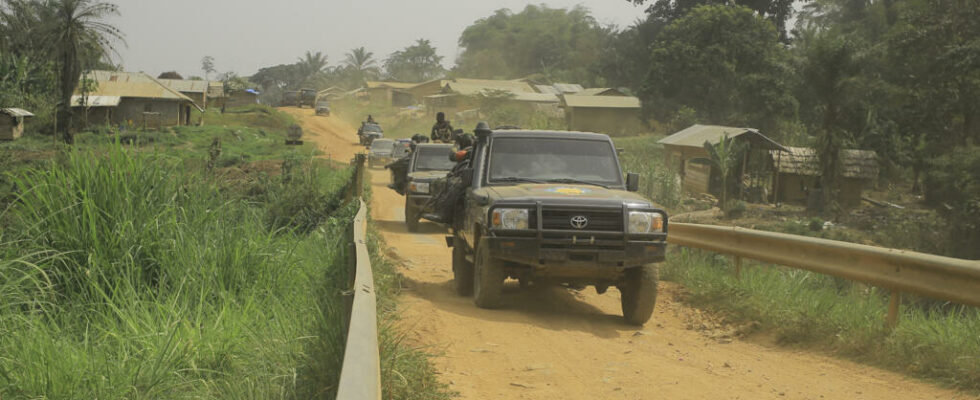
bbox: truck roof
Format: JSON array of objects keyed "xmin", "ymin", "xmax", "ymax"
[
  {"xmin": 487, "ymin": 129, "xmax": 611, "ymax": 141},
  {"xmin": 416, "ymin": 143, "xmax": 454, "ymax": 149}
]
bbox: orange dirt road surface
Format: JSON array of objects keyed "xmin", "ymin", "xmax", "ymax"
[{"xmin": 285, "ymin": 107, "xmax": 970, "ymax": 400}]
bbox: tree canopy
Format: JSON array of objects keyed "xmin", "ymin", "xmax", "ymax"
[
  {"xmin": 382, "ymin": 39, "xmax": 443, "ymax": 83},
  {"xmin": 456, "ymin": 5, "xmax": 608, "ymax": 83}
]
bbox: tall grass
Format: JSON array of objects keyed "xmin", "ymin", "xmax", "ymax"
[
  {"xmin": 663, "ymin": 248, "xmax": 980, "ymax": 391},
  {"xmin": 0, "ymin": 144, "xmax": 356, "ymax": 398}
]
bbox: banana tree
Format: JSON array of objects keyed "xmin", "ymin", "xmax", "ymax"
[{"xmin": 703, "ymin": 134, "xmax": 745, "ymax": 215}]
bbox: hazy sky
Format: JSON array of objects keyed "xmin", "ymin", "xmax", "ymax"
[{"xmin": 106, "ymin": 0, "xmax": 648, "ymax": 78}]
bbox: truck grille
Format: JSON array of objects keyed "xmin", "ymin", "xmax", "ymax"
[{"xmin": 540, "ymin": 209, "xmax": 623, "ymax": 232}]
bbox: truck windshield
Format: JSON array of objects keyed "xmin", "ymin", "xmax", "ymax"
[
  {"xmin": 414, "ymin": 146, "xmax": 456, "ymax": 171},
  {"xmin": 362, "ymin": 124, "xmax": 382, "ymax": 133},
  {"xmin": 370, "ymin": 140, "xmax": 393, "ymax": 151},
  {"xmin": 488, "ymin": 137, "xmax": 622, "ymax": 187}
]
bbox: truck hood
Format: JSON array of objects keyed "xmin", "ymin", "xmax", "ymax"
[
  {"xmin": 484, "ymin": 184, "xmax": 655, "ymax": 207},
  {"xmin": 408, "ymin": 170, "xmax": 450, "ymax": 181}
]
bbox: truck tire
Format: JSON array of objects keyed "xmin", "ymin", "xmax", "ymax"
[
  {"xmin": 473, "ymin": 239, "xmax": 504, "ymax": 308},
  {"xmin": 405, "ymin": 201, "xmax": 420, "ymax": 232},
  {"xmin": 452, "ymin": 235, "xmax": 473, "ymax": 296},
  {"xmin": 620, "ymin": 264, "xmax": 659, "ymax": 326}
]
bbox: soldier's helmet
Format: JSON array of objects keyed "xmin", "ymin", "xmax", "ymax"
[{"xmin": 455, "ymin": 133, "xmax": 475, "ymax": 149}]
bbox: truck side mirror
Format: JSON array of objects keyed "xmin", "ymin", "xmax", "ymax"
[{"xmin": 626, "ymin": 173, "xmax": 640, "ymax": 192}]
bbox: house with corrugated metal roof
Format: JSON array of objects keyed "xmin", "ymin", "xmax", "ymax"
[
  {"xmin": 658, "ymin": 124, "xmax": 789, "ymax": 197},
  {"xmin": 364, "ymin": 81, "xmax": 417, "ymax": 107},
  {"xmin": 577, "ymin": 88, "xmax": 629, "ymax": 96},
  {"xmin": 0, "ymin": 108, "xmax": 34, "ymax": 140},
  {"xmin": 158, "ymin": 79, "xmax": 225, "ymax": 108},
  {"xmin": 768, "ymin": 146, "xmax": 879, "ymax": 207},
  {"xmin": 423, "ymin": 78, "xmax": 544, "ymax": 116},
  {"xmin": 560, "ymin": 94, "xmax": 642, "ymax": 136},
  {"xmin": 71, "ymin": 70, "xmax": 203, "ymax": 129}
]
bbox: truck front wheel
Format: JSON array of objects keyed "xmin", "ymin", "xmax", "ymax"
[
  {"xmin": 620, "ymin": 264, "xmax": 659, "ymax": 326},
  {"xmin": 473, "ymin": 239, "xmax": 504, "ymax": 308},
  {"xmin": 452, "ymin": 235, "xmax": 473, "ymax": 296}
]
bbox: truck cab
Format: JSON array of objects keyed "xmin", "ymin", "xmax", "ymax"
[
  {"xmin": 450, "ymin": 128, "xmax": 668, "ymax": 325},
  {"xmin": 402, "ymin": 143, "xmax": 455, "ymax": 232}
]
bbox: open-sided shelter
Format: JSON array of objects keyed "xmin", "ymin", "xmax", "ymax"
[
  {"xmin": 71, "ymin": 70, "xmax": 203, "ymax": 129},
  {"xmin": 659, "ymin": 124, "xmax": 789, "ymax": 197},
  {"xmin": 0, "ymin": 108, "xmax": 34, "ymax": 140}
]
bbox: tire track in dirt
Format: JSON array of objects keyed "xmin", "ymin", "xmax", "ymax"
[{"xmin": 288, "ymin": 108, "xmax": 968, "ymax": 400}]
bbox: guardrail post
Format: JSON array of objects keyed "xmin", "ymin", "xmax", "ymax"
[
  {"xmin": 354, "ymin": 153, "xmax": 366, "ymax": 198},
  {"xmin": 733, "ymin": 256, "xmax": 743, "ymax": 281},
  {"xmin": 886, "ymin": 291, "xmax": 901, "ymax": 328}
]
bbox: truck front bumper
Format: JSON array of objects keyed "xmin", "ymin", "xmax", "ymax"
[{"xmin": 484, "ymin": 234, "xmax": 666, "ymax": 267}]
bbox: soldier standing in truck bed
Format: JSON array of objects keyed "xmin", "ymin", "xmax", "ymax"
[
  {"xmin": 430, "ymin": 112, "xmax": 455, "ymax": 143},
  {"xmin": 422, "ymin": 127, "xmax": 481, "ymax": 225}
]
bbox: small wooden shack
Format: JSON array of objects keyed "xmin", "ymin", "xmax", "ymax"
[
  {"xmin": 0, "ymin": 108, "xmax": 34, "ymax": 140},
  {"xmin": 770, "ymin": 146, "xmax": 879, "ymax": 207},
  {"xmin": 658, "ymin": 124, "xmax": 789, "ymax": 196},
  {"xmin": 561, "ymin": 94, "xmax": 642, "ymax": 136},
  {"xmin": 225, "ymin": 89, "xmax": 259, "ymax": 108}
]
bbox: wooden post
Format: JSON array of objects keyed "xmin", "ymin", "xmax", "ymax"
[
  {"xmin": 886, "ymin": 291, "xmax": 901, "ymax": 328},
  {"xmin": 734, "ymin": 256, "xmax": 743, "ymax": 280},
  {"xmin": 774, "ymin": 151, "xmax": 781, "ymax": 206}
]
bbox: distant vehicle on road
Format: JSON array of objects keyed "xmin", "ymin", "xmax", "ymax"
[
  {"xmin": 368, "ymin": 138, "xmax": 395, "ymax": 168},
  {"xmin": 358, "ymin": 122, "xmax": 383, "ymax": 146},
  {"xmin": 400, "ymin": 143, "xmax": 455, "ymax": 232},
  {"xmin": 392, "ymin": 139, "xmax": 413, "ymax": 159},
  {"xmin": 281, "ymin": 90, "xmax": 300, "ymax": 107},
  {"xmin": 433, "ymin": 128, "xmax": 668, "ymax": 325},
  {"xmin": 298, "ymin": 89, "xmax": 316, "ymax": 108},
  {"xmin": 315, "ymin": 97, "xmax": 330, "ymax": 116}
]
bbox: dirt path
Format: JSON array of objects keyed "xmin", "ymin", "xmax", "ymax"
[{"xmin": 287, "ymin": 108, "xmax": 969, "ymax": 400}]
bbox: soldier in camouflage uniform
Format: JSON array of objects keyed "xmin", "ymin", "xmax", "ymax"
[
  {"xmin": 430, "ymin": 112, "xmax": 455, "ymax": 143},
  {"xmin": 422, "ymin": 128, "xmax": 481, "ymax": 225}
]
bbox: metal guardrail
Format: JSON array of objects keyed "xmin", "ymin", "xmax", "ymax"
[
  {"xmin": 669, "ymin": 222, "xmax": 980, "ymax": 325},
  {"xmin": 336, "ymin": 155, "xmax": 381, "ymax": 400}
]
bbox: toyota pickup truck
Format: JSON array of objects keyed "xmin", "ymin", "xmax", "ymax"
[
  {"xmin": 402, "ymin": 143, "xmax": 455, "ymax": 232},
  {"xmin": 447, "ymin": 128, "xmax": 668, "ymax": 325}
]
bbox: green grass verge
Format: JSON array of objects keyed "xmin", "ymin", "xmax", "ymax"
[
  {"xmin": 0, "ymin": 144, "xmax": 357, "ymax": 398},
  {"xmin": 663, "ymin": 248, "xmax": 980, "ymax": 392}
]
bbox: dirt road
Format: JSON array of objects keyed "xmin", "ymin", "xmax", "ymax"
[{"xmin": 285, "ymin": 107, "xmax": 968, "ymax": 400}]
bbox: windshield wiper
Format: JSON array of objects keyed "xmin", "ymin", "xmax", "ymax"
[
  {"xmin": 544, "ymin": 178, "xmax": 610, "ymax": 189},
  {"xmin": 491, "ymin": 177, "xmax": 546, "ymax": 184}
]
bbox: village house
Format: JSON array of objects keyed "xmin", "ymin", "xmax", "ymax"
[
  {"xmin": 225, "ymin": 89, "xmax": 260, "ymax": 108},
  {"xmin": 560, "ymin": 94, "xmax": 642, "ymax": 136},
  {"xmin": 158, "ymin": 79, "xmax": 225, "ymax": 108},
  {"xmin": 658, "ymin": 124, "xmax": 789, "ymax": 197},
  {"xmin": 364, "ymin": 81, "xmax": 417, "ymax": 107},
  {"xmin": 71, "ymin": 70, "xmax": 202, "ymax": 129},
  {"xmin": 769, "ymin": 146, "xmax": 879, "ymax": 208},
  {"xmin": 423, "ymin": 78, "xmax": 546, "ymax": 117},
  {"xmin": 0, "ymin": 108, "xmax": 34, "ymax": 140}
]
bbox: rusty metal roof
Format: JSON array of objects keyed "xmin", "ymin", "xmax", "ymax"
[
  {"xmin": 76, "ymin": 71, "xmax": 202, "ymax": 111},
  {"xmin": 1, "ymin": 108, "xmax": 34, "ymax": 117},
  {"xmin": 659, "ymin": 124, "xmax": 789, "ymax": 152},
  {"xmin": 578, "ymin": 88, "xmax": 628, "ymax": 96},
  {"xmin": 70, "ymin": 95, "xmax": 122, "ymax": 107},
  {"xmin": 444, "ymin": 78, "xmax": 536, "ymax": 96},
  {"xmin": 561, "ymin": 94, "xmax": 641, "ymax": 109},
  {"xmin": 771, "ymin": 146, "xmax": 879, "ymax": 180},
  {"xmin": 365, "ymin": 81, "xmax": 417, "ymax": 90}
]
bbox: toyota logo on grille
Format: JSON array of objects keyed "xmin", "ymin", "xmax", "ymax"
[{"xmin": 570, "ymin": 215, "xmax": 589, "ymax": 229}]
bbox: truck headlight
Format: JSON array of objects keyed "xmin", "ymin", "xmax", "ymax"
[
  {"xmin": 628, "ymin": 211, "xmax": 664, "ymax": 234},
  {"xmin": 409, "ymin": 182, "xmax": 429, "ymax": 194},
  {"xmin": 492, "ymin": 208, "xmax": 529, "ymax": 230}
]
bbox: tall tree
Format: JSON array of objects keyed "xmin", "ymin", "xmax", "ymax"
[
  {"xmin": 456, "ymin": 5, "xmax": 609, "ymax": 82},
  {"xmin": 51, "ymin": 0, "xmax": 122, "ymax": 144},
  {"xmin": 201, "ymin": 55, "xmax": 215, "ymax": 80},
  {"xmin": 642, "ymin": 5, "xmax": 796, "ymax": 134},
  {"xmin": 631, "ymin": 0, "xmax": 797, "ymax": 41},
  {"xmin": 343, "ymin": 46, "xmax": 378, "ymax": 86},
  {"xmin": 383, "ymin": 39, "xmax": 444, "ymax": 83},
  {"xmin": 297, "ymin": 50, "xmax": 328, "ymax": 80}
]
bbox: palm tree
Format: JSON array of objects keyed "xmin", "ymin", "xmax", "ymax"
[
  {"xmin": 50, "ymin": 0, "xmax": 122, "ymax": 144},
  {"xmin": 343, "ymin": 46, "xmax": 379, "ymax": 84},
  {"xmin": 297, "ymin": 50, "xmax": 328, "ymax": 79}
]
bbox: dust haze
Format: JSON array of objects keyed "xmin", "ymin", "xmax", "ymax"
[{"xmin": 107, "ymin": 0, "xmax": 646, "ymax": 77}]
